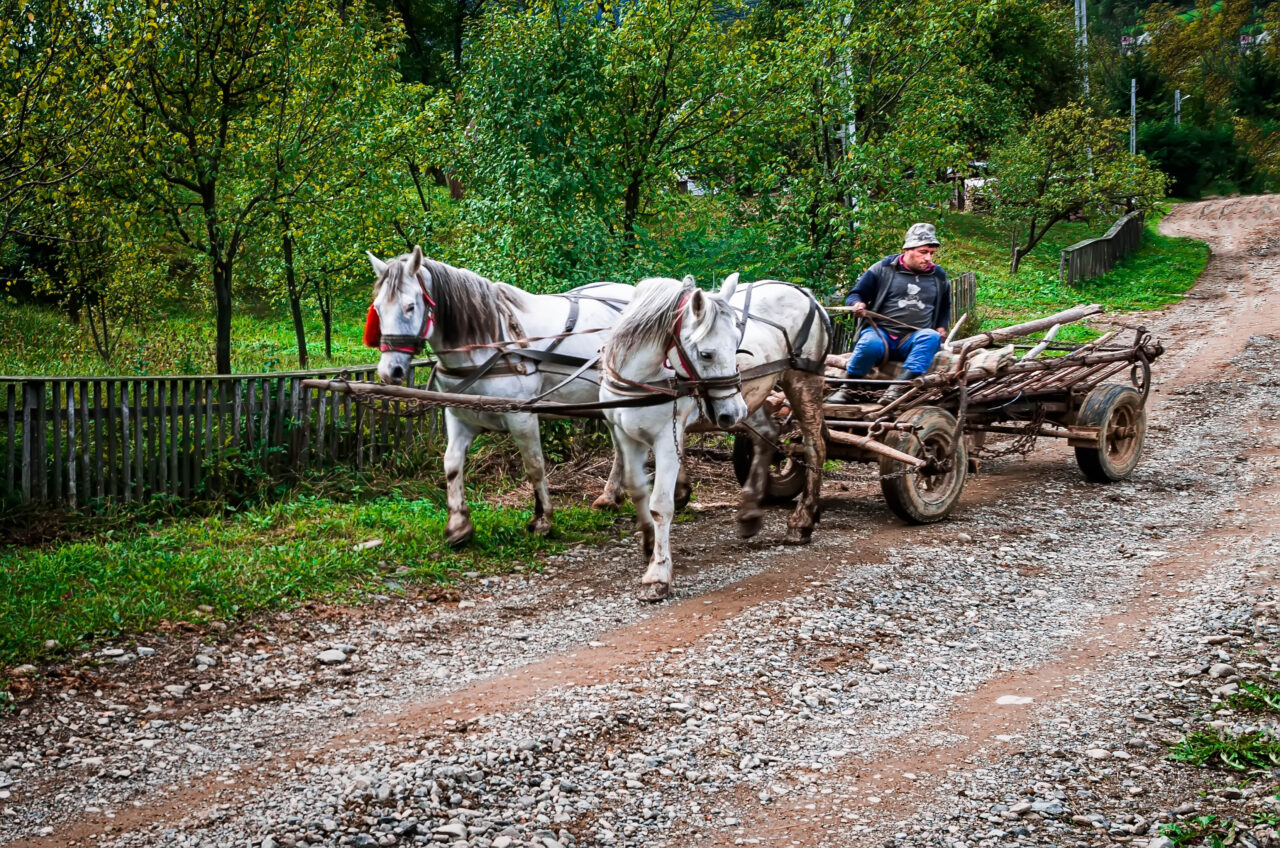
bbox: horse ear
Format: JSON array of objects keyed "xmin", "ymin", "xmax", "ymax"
[
  {"xmin": 688, "ymin": 287, "xmax": 706, "ymax": 320},
  {"xmin": 682, "ymin": 274, "xmax": 697, "ymax": 287},
  {"xmin": 367, "ymin": 251, "xmax": 388, "ymax": 276},
  {"xmin": 409, "ymin": 245, "xmax": 423, "ymax": 275},
  {"xmin": 719, "ymin": 272, "xmax": 739, "ymax": 302}
]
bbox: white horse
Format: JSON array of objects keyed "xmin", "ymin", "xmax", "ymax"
[
  {"xmin": 719, "ymin": 277, "xmax": 830, "ymax": 546},
  {"xmin": 366, "ymin": 246, "xmax": 635, "ymax": 546},
  {"xmin": 601, "ymin": 275, "xmax": 749, "ymax": 601}
]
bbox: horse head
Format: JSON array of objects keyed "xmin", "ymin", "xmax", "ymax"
[
  {"xmin": 366, "ymin": 246, "xmax": 434, "ymax": 385},
  {"xmin": 671, "ymin": 274, "xmax": 747, "ymax": 430}
]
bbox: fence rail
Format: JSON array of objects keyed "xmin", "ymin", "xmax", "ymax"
[
  {"xmin": 829, "ymin": 270, "xmax": 977, "ymax": 354},
  {"xmin": 1, "ymin": 362, "xmax": 439, "ymax": 508},
  {"xmin": 1060, "ymin": 211, "xmax": 1145, "ymax": 285}
]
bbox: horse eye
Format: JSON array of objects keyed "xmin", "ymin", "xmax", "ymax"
[{"xmin": 698, "ymin": 350, "xmax": 714, "ymax": 361}]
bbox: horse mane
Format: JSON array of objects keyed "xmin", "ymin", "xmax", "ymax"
[
  {"xmin": 382, "ymin": 255, "xmax": 527, "ymax": 349},
  {"xmin": 606, "ymin": 276, "xmax": 732, "ymax": 369}
]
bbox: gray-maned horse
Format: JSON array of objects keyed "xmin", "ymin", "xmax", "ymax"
[
  {"xmin": 720, "ymin": 276, "xmax": 830, "ymax": 548},
  {"xmin": 367, "ymin": 246, "xmax": 635, "ymax": 546},
  {"xmin": 601, "ymin": 275, "xmax": 749, "ymax": 601}
]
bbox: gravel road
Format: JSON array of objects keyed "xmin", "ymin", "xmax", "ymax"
[{"xmin": 4, "ymin": 195, "xmax": 1280, "ymax": 848}]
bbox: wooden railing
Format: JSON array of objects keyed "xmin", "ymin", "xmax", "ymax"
[
  {"xmin": 1, "ymin": 361, "xmax": 439, "ymax": 507},
  {"xmin": 1060, "ymin": 211, "xmax": 1144, "ymax": 285},
  {"xmin": 829, "ymin": 270, "xmax": 977, "ymax": 354}
]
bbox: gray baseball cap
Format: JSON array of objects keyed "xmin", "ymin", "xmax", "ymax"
[{"xmin": 903, "ymin": 223, "xmax": 941, "ymax": 250}]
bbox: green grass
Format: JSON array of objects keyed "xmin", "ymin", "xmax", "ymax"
[
  {"xmin": 0, "ymin": 296, "xmax": 375, "ymax": 377},
  {"xmin": 938, "ymin": 205, "xmax": 1210, "ymax": 340},
  {"xmin": 0, "ymin": 492, "xmax": 622, "ymax": 667}
]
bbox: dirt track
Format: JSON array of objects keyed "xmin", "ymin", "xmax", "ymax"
[{"xmin": 4, "ymin": 196, "xmax": 1280, "ymax": 848}]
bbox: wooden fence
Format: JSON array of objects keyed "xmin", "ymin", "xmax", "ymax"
[
  {"xmin": 1, "ymin": 361, "xmax": 440, "ymax": 508},
  {"xmin": 829, "ymin": 270, "xmax": 977, "ymax": 353},
  {"xmin": 1060, "ymin": 211, "xmax": 1144, "ymax": 285}
]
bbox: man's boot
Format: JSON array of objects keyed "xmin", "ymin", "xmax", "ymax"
[
  {"xmin": 826, "ymin": 382, "xmax": 864, "ymax": 404},
  {"xmin": 879, "ymin": 370, "xmax": 922, "ymax": 405}
]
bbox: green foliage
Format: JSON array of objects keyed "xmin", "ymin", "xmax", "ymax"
[
  {"xmin": 0, "ymin": 492, "xmax": 620, "ymax": 666},
  {"xmin": 990, "ymin": 102, "xmax": 1168, "ymax": 272},
  {"xmin": 1138, "ymin": 120, "xmax": 1255, "ymax": 197},
  {"xmin": 1225, "ymin": 679, "xmax": 1280, "ymax": 713},
  {"xmin": 941, "ymin": 206, "xmax": 1208, "ymax": 333},
  {"xmin": 1169, "ymin": 730, "xmax": 1280, "ymax": 771},
  {"xmin": 1161, "ymin": 814, "xmax": 1242, "ymax": 847}
]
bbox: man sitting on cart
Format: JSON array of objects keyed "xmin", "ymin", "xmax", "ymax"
[{"xmin": 827, "ymin": 222, "xmax": 951, "ymax": 405}]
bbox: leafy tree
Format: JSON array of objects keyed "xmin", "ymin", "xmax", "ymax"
[
  {"xmin": 0, "ymin": 0, "xmax": 139, "ymax": 244},
  {"xmin": 990, "ymin": 102, "xmax": 1167, "ymax": 272},
  {"xmin": 92, "ymin": 0, "xmax": 413, "ymax": 373}
]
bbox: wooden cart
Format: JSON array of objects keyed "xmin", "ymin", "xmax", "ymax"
[{"xmin": 731, "ymin": 305, "xmax": 1165, "ymax": 524}]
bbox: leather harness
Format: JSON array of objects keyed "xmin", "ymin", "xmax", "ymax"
[{"xmin": 371, "ymin": 278, "xmax": 829, "ymax": 404}]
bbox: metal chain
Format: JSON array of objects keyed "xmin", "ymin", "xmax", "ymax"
[{"xmin": 974, "ymin": 403, "xmax": 1048, "ymax": 459}]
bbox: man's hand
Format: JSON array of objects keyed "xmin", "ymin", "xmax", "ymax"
[
  {"xmin": 936, "ymin": 326, "xmax": 947, "ymax": 338},
  {"xmin": 851, "ymin": 301, "xmax": 867, "ymax": 316}
]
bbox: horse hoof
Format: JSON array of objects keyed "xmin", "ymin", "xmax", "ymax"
[
  {"xmin": 782, "ymin": 527, "xmax": 812, "ymax": 546},
  {"xmin": 737, "ymin": 514, "xmax": 763, "ymax": 539},
  {"xmin": 446, "ymin": 525, "xmax": 475, "ymax": 548},
  {"xmin": 674, "ymin": 486, "xmax": 692, "ymax": 512},
  {"xmin": 591, "ymin": 493, "xmax": 622, "ymax": 510},
  {"xmin": 527, "ymin": 518, "xmax": 552, "ymax": 537},
  {"xmin": 638, "ymin": 582, "xmax": 671, "ymax": 603}
]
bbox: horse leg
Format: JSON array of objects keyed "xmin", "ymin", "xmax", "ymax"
[
  {"xmin": 506, "ymin": 412, "xmax": 554, "ymax": 536},
  {"xmin": 674, "ymin": 465, "xmax": 693, "ymax": 511},
  {"xmin": 443, "ymin": 412, "xmax": 479, "ymax": 547},
  {"xmin": 780, "ymin": 371, "xmax": 826, "ymax": 545},
  {"xmin": 591, "ymin": 450, "xmax": 627, "ymax": 510},
  {"xmin": 608, "ymin": 421, "xmax": 655, "ymax": 562},
  {"xmin": 639, "ymin": 432, "xmax": 681, "ymax": 602},
  {"xmin": 736, "ymin": 408, "xmax": 776, "ymax": 539}
]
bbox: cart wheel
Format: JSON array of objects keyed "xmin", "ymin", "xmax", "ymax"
[
  {"xmin": 1073, "ymin": 384, "xmax": 1146, "ymax": 483},
  {"xmin": 731, "ymin": 433, "xmax": 805, "ymax": 504},
  {"xmin": 879, "ymin": 407, "xmax": 968, "ymax": 524}
]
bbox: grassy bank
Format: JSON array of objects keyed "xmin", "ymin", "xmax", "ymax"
[
  {"xmin": 0, "ymin": 491, "xmax": 621, "ymax": 668},
  {"xmin": 940, "ymin": 206, "xmax": 1210, "ymax": 337}
]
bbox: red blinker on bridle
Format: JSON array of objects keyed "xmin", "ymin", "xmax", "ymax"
[
  {"xmin": 364, "ymin": 271, "xmax": 437, "ymax": 354},
  {"xmin": 666, "ymin": 292, "xmax": 700, "ymax": 379}
]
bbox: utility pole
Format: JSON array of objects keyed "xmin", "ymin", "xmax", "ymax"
[
  {"xmin": 1075, "ymin": 0, "xmax": 1090, "ymax": 96},
  {"xmin": 1130, "ymin": 78, "xmax": 1137, "ymax": 154},
  {"xmin": 1174, "ymin": 89, "xmax": 1182, "ymax": 126}
]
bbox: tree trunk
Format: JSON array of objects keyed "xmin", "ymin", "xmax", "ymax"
[
  {"xmin": 214, "ymin": 256, "xmax": 233, "ymax": 374},
  {"xmin": 281, "ymin": 214, "xmax": 308, "ymax": 369},
  {"xmin": 311, "ymin": 274, "xmax": 334, "ymax": 359},
  {"xmin": 622, "ymin": 176, "xmax": 642, "ymax": 251}
]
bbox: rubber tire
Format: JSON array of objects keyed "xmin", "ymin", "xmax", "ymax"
[
  {"xmin": 1073, "ymin": 384, "xmax": 1146, "ymax": 483},
  {"xmin": 879, "ymin": 406, "xmax": 968, "ymax": 525},
  {"xmin": 731, "ymin": 433, "xmax": 805, "ymax": 504}
]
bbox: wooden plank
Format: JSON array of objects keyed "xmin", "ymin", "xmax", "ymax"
[
  {"xmin": 233, "ymin": 380, "xmax": 243, "ymax": 450},
  {"xmin": 133, "ymin": 382, "xmax": 144, "ymax": 502},
  {"xmin": 51, "ymin": 382, "xmax": 63, "ymax": 502},
  {"xmin": 247, "ymin": 378, "xmax": 258, "ymax": 449},
  {"xmin": 79, "ymin": 381, "xmax": 91, "ymax": 502},
  {"xmin": 34, "ymin": 381, "xmax": 48, "ymax": 501},
  {"xmin": 261, "ymin": 377, "xmax": 273, "ymax": 454},
  {"xmin": 288, "ymin": 377, "xmax": 302, "ymax": 461},
  {"xmin": 146, "ymin": 381, "xmax": 157, "ymax": 496},
  {"xmin": 170, "ymin": 379, "xmax": 180, "ymax": 497},
  {"xmin": 93, "ymin": 381, "xmax": 104, "ymax": 501},
  {"xmin": 120, "ymin": 383, "xmax": 131, "ymax": 503},
  {"xmin": 105, "ymin": 381, "xmax": 117, "ymax": 499},
  {"xmin": 204, "ymin": 381, "xmax": 214, "ymax": 458},
  {"xmin": 316, "ymin": 389, "xmax": 328, "ymax": 463},
  {"xmin": 157, "ymin": 380, "xmax": 168, "ymax": 495},
  {"xmin": 5, "ymin": 384, "xmax": 14, "ymax": 498},
  {"xmin": 182, "ymin": 379, "xmax": 193, "ymax": 500},
  {"xmin": 66, "ymin": 384, "xmax": 78, "ymax": 508},
  {"xmin": 20, "ymin": 382, "xmax": 35, "ymax": 501},
  {"xmin": 301, "ymin": 385, "xmax": 313, "ymax": 467},
  {"xmin": 272, "ymin": 377, "xmax": 286, "ymax": 451}
]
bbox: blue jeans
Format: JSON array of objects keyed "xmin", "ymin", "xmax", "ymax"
[{"xmin": 846, "ymin": 327, "xmax": 942, "ymax": 378}]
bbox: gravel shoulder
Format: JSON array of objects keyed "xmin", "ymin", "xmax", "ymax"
[{"xmin": 4, "ymin": 196, "xmax": 1280, "ymax": 848}]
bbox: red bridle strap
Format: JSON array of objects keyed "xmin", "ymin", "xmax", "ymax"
[
  {"xmin": 366, "ymin": 269, "xmax": 438, "ymax": 353},
  {"xmin": 667, "ymin": 292, "xmax": 700, "ymax": 379}
]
